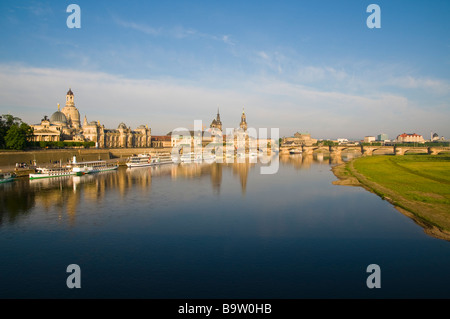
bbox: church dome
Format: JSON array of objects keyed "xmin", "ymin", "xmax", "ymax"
[
  {"xmin": 50, "ymin": 110, "xmax": 67, "ymax": 126},
  {"xmin": 118, "ymin": 122, "xmax": 127, "ymax": 129},
  {"xmin": 61, "ymin": 105, "xmax": 80, "ymax": 127}
]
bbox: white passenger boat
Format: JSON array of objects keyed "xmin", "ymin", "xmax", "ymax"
[
  {"xmin": 180, "ymin": 152, "xmax": 193, "ymax": 163},
  {"xmin": 203, "ymin": 153, "xmax": 216, "ymax": 163},
  {"xmin": 289, "ymin": 149, "xmax": 302, "ymax": 154},
  {"xmin": 71, "ymin": 156, "xmax": 118, "ymax": 176},
  {"xmin": 226, "ymin": 151, "xmax": 234, "ymax": 158},
  {"xmin": 126, "ymin": 154, "xmax": 161, "ymax": 168},
  {"xmin": 0, "ymin": 172, "xmax": 15, "ymax": 183},
  {"xmin": 29, "ymin": 167, "xmax": 74, "ymax": 180}
]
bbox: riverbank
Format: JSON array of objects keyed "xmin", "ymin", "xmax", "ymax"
[
  {"xmin": 0, "ymin": 147, "xmax": 172, "ymax": 173},
  {"xmin": 332, "ymin": 155, "xmax": 450, "ymax": 241}
]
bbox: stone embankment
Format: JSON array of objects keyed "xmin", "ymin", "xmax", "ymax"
[{"xmin": 0, "ymin": 148, "xmax": 172, "ymax": 173}]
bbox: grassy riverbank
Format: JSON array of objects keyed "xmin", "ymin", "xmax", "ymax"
[{"xmin": 332, "ymin": 155, "xmax": 450, "ymax": 241}]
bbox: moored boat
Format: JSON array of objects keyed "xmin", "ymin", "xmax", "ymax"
[
  {"xmin": 180, "ymin": 152, "xmax": 194, "ymax": 163},
  {"xmin": 29, "ymin": 167, "xmax": 73, "ymax": 180},
  {"xmin": 203, "ymin": 153, "xmax": 216, "ymax": 163},
  {"xmin": 71, "ymin": 156, "xmax": 118, "ymax": 176},
  {"xmin": 289, "ymin": 149, "xmax": 302, "ymax": 154},
  {"xmin": 0, "ymin": 172, "xmax": 16, "ymax": 183},
  {"xmin": 126, "ymin": 154, "xmax": 161, "ymax": 168}
]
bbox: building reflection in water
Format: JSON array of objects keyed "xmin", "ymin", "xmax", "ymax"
[
  {"xmin": 169, "ymin": 160, "xmax": 253, "ymax": 195},
  {"xmin": 0, "ymin": 152, "xmax": 359, "ymax": 226},
  {"xmin": 280, "ymin": 151, "xmax": 360, "ymax": 170},
  {"xmin": 230, "ymin": 162, "xmax": 253, "ymax": 195}
]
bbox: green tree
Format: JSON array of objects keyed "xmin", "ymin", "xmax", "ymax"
[
  {"xmin": 0, "ymin": 114, "xmax": 22, "ymax": 149},
  {"xmin": 5, "ymin": 122, "xmax": 33, "ymax": 150},
  {"xmin": 321, "ymin": 140, "xmax": 338, "ymax": 146}
]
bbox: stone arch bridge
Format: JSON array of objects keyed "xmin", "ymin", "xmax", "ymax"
[{"xmin": 280, "ymin": 145, "xmax": 450, "ymax": 156}]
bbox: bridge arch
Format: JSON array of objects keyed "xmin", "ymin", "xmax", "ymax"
[
  {"xmin": 403, "ymin": 148, "xmax": 429, "ymax": 155},
  {"xmin": 339, "ymin": 147, "xmax": 362, "ymax": 153},
  {"xmin": 371, "ymin": 147, "xmax": 395, "ymax": 155}
]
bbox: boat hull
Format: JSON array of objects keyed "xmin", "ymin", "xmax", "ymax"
[
  {"xmin": 0, "ymin": 177, "xmax": 15, "ymax": 183},
  {"xmin": 30, "ymin": 174, "xmax": 73, "ymax": 180},
  {"xmin": 29, "ymin": 172, "xmax": 74, "ymax": 180}
]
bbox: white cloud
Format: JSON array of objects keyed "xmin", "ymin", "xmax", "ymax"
[
  {"xmin": 114, "ymin": 18, "xmax": 161, "ymax": 36},
  {"xmin": 386, "ymin": 76, "xmax": 450, "ymax": 95},
  {"xmin": 0, "ymin": 64, "xmax": 448, "ymax": 139},
  {"xmin": 114, "ymin": 16, "xmax": 235, "ymax": 49},
  {"xmin": 258, "ymin": 51, "xmax": 270, "ymax": 60},
  {"xmin": 222, "ymin": 35, "xmax": 235, "ymax": 45}
]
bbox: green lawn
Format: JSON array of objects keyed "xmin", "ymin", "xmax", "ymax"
[{"xmin": 349, "ymin": 155, "xmax": 450, "ymax": 237}]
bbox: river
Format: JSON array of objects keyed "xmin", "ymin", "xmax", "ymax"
[{"xmin": 1, "ymin": 153, "xmax": 449, "ymax": 298}]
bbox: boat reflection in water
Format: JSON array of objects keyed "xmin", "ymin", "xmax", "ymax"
[{"xmin": 0, "ymin": 153, "xmax": 349, "ymax": 227}]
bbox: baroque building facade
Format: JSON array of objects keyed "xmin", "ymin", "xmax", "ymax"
[{"xmin": 31, "ymin": 89, "xmax": 151, "ymax": 148}]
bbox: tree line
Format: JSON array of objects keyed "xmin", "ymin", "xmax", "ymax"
[
  {"xmin": 0, "ymin": 114, "xmax": 33, "ymax": 150},
  {"xmin": 0, "ymin": 114, "xmax": 96, "ymax": 151}
]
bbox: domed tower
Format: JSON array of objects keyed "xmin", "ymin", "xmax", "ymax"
[
  {"xmin": 50, "ymin": 104, "xmax": 68, "ymax": 127},
  {"xmin": 239, "ymin": 107, "xmax": 247, "ymax": 131},
  {"xmin": 61, "ymin": 88, "xmax": 81, "ymax": 129}
]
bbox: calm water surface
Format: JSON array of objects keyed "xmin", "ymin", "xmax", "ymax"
[{"xmin": 1, "ymin": 154, "xmax": 450, "ymax": 299}]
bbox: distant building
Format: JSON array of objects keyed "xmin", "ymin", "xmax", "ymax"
[
  {"xmin": 337, "ymin": 138, "xmax": 349, "ymax": 144},
  {"xmin": 151, "ymin": 135, "xmax": 171, "ymax": 148},
  {"xmin": 210, "ymin": 108, "xmax": 223, "ymax": 132},
  {"xmin": 431, "ymin": 133, "xmax": 439, "ymax": 141},
  {"xmin": 31, "ymin": 89, "xmax": 151, "ymax": 148},
  {"xmin": 171, "ymin": 108, "xmax": 248, "ymax": 149},
  {"xmin": 364, "ymin": 136, "xmax": 376, "ymax": 143},
  {"xmin": 239, "ymin": 107, "xmax": 248, "ymax": 131},
  {"xmin": 430, "ymin": 132, "xmax": 445, "ymax": 142},
  {"xmin": 377, "ymin": 133, "xmax": 389, "ymax": 142},
  {"xmin": 396, "ymin": 133, "xmax": 425, "ymax": 143},
  {"xmin": 282, "ymin": 132, "xmax": 317, "ymax": 147},
  {"xmin": 31, "ymin": 113, "xmax": 66, "ymax": 142},
  {"xmin": 61, "ymin": 88, "xmax": 81, "ymax": 129}
]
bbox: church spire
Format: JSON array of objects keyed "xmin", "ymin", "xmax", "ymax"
[{"xmin": 240, "ymin": 106, "xmax": 247, "ymax": 131}]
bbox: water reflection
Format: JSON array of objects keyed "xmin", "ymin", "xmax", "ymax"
[
  {"xmin": 0, "ymin": 178, "xmax": 36, "ymax": 225},
  {"xmin": 279, "ymin": 152, "xmax": 359, "ymax": 169},
  {"xmin": 0, "ymin": 153, "xmax": 359, "ymax": 226}
]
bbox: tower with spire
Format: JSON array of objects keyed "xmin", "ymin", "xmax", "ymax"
[
  {"xmin": 239, "ymin": 107, "xmax": 247, "ymax": 131},
  {"xmin": 210, "ymin": 107, "xmax": 222, "ymax": 131}
]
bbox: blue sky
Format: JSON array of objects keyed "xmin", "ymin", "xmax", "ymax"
[{"xmin": 0, "ymin": 0, "xmax": 449, "ymax": 139}]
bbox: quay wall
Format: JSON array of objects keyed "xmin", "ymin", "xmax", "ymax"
[
  {"xmin": 0, "ymin": 148, "xmax": 172, "ymax": 170},
  {"xmin": 0, "ymin": 149, "xmax": 111, "ymax": 168}
]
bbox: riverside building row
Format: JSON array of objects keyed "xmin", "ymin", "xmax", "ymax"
[{"xmin": 30, "ymin": 89, "xmax": 264, "ymax": 149}]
